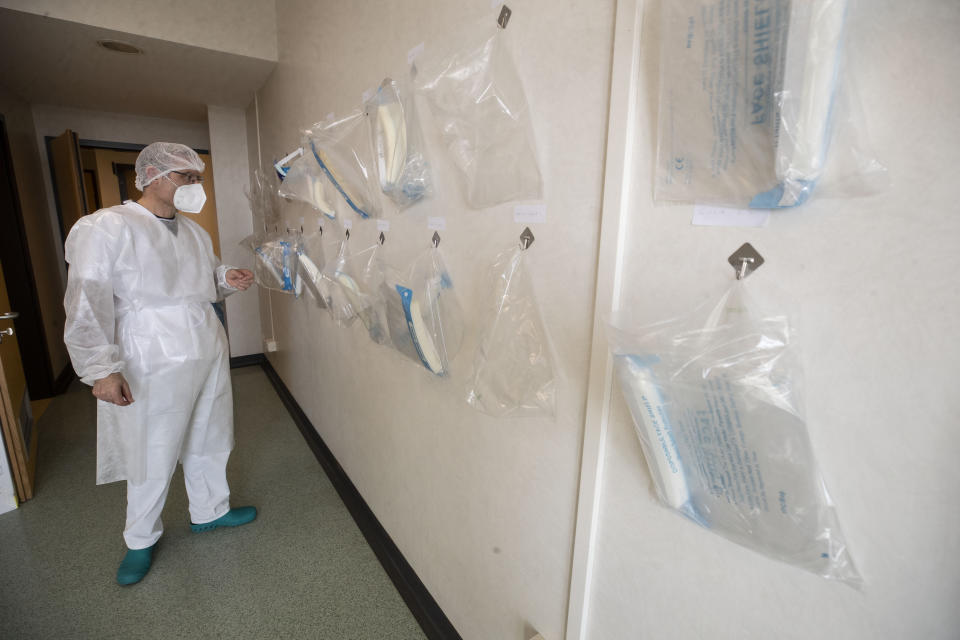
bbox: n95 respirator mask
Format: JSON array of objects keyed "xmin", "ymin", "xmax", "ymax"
[{"xmin": 173, "ymin": 183, "xmax": 207, "ymax": 213}]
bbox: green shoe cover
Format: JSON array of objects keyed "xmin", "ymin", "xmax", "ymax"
[
  {"xmin": 191, "ymin": 506, "xmax": 257, "ymax": 533},
  {"xmin": 116, "ymin": 543, "xmax": 155, "ymax": 586}
]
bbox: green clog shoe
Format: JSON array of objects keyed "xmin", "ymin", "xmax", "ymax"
[
  {"xmin": 190, "ymin": 506, "xmax": 257, "ymax": 533},
  {"xmin": 116, "ymin": 543, "xmax": 156, "ymax": 586}
]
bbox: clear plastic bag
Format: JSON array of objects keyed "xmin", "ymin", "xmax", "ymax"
[
  {"xmin": 608, "ymin": 282, "xmax": 861, "ymax": 586},
  {"xmin": 246, "ymin": 169, "xmax": 283, "ymax": 233},
  {"xmin": 297, "ymin": 225, "xmax": 335, "ymax": 308},
  {"xmin": 392, "ymin": 244, "xmax": 464, "ymax": 376},
  {"xmin": 320, "ymin": 234, "xmax": 360, "ymax": 327},
  {"xmin": 466, "ymin": 240, "xmax": 556, "ymax": 417},
  {"xmin": 336, "ymin": 242, "xmax": 391, "ymax": 344},
  {"xmin": 278, "ymin": 153, "xmax": 338, "ymax": 219},
  {"xmin": 365, "ymin": 77, "xmax": 432, "ymax": 209},
  {"xmin": 415, "ymin": 15, "xmax": 542, "ymax": 208},
  {"xmin": 241, "ymin": 230, "xmax": 300, "ymax": 294},
  {"xmin": 304, "ymin": 112, "xmax": 382, "ymax": 219},
  {"xmin": 654, "ymin": 0, "xmax": 886, "ymax": 208}
]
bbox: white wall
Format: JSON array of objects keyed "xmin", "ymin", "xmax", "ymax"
[
  {"xmin": 0, "ymin": 0, "xmax": 277, "ymax": 61},
  {"xmin": 581, "ymin": 1, "xmax": 960, "ymax": 639},
  {"xmin": 207, "ymin": 105, "xmax": 262, "ymax": 357},
  {"xmin": 250, "ymin": 1, "xmax": 616, "ymax": 638}
]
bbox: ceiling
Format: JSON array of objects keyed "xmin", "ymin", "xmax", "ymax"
[{"xmin": 0, "ymin": 7, "xmax": 276, "ymax": 121}]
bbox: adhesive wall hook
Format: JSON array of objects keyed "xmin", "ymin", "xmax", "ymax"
[
  {"xmin": 432, "ymin": 231, "xmax": 441, "ymax": 248},
  {"xmin": 498, "ymin": 5, "xmax": 512, "ymax": 29},
  {"xmin": 728, "ymin": 242, "xmax": 764, "ymax": 280},
  {"xmin": 520, "ymin": 227, "xmax": 535, "ymax": 250}
]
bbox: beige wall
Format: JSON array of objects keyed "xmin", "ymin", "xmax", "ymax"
[
  {"xmin": 0, "ymin": 87, "xmax": 70, "ymax": 380},
  {"xmin": 207, "ymin": 104, "xmax": 262, "ymax": 357},
  {"xmin": 252, "ymin": 1, "xmax": 615, "ymax": 638},
  {"xmin": 0, "ymin": 0, "xmax": 277, "ymax": 61}
]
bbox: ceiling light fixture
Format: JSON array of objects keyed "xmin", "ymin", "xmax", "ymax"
[{"xmin": 96, "ymin": 40, "xmax": 143, "ymax": 55}]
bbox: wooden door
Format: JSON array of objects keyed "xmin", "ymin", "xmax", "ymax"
[
  {"xmin": 0, "ymin": 256, "xmax": 36, "ymax": 501},
  {"xmin": 49, "ymin": 129, "xmax": 87, "ymax": 242}
]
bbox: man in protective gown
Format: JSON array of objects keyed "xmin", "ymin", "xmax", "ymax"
[{"xmin": 64, "ymin": 142, "xmax": 257, "ymax": 585}]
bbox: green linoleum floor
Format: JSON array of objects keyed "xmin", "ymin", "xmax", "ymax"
[{"xmin": 0, "ymin": 365, "xmax": 427, "ymax": 640}]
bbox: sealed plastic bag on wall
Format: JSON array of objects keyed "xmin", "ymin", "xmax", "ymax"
[
  {"xmin": 320, "ymin": 234, "xmax": 361, "ymax": 327},
  {"xmin": 246, "ymin": 169, "xmax": 283, "ymax": 232},
  {"xmin": 278, "ymin": 153, "xmax": 337, "ymax": 219},
  {"xmin": 335, "ymin": 242, "xmax": 391, "ymax": 345},
  {"xmin": 242, "ymin": 230, "xmax": 300, "ymax": 294},
  {"xmin": 415, "ymin": 13, "xmax": 542, "ymax": 208},
  {"xmin": 365, "ymin": 77, "xmax": 432, "ymax": 209},
  {"xmin": 393, "ymin": 243, "xmax": 464, "ymax": 376},
  {"xmin": 304, "ymin": 112, "xmax": 382, "ymax": 219},
  {"xmin": 655, "ymin": 0, "xmax": 885, "ymax": 208},
  {"xmin": 297, "ymin": 226, "xmax": 333, "ymax": 308},
  {"xmin": 466, "ymin": 238, "xmax": 556, "ymax": 417},
  {"xmin": 608, "ymin": 283, "xmax": 861, "ymax": 585}
]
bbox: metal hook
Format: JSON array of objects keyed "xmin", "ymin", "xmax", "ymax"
[
  {"xmin": 345, "ymin": 229, "xmax": 350, "ymax": 241},
  {"xmin": 498, "ymin": 5, "xmax": 512, "ymax": 29},
  {"xmin": 728, "ymin": 243, "xmax": 764, "ymax": 280},
  {"xmin": 520, "ymin": 227, "xmax": 535, "ymax": 250},
  {"xmin": 432, "ymin": 231, "xmax": 440, "ymax": 248}
]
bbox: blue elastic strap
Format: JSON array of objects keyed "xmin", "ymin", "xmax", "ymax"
[
  {"xmin": 395, "ymin": 285, "xmax": 434, "ymax": 373},
  {"xmin": 309, "ymin": 140, "xmax": 370, "ymax": 219}
]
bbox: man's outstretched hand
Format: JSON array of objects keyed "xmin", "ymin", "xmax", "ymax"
[
  {"xmin": 226, "ymin": 268, "xmax": 255, "ymax": 291},
  {"xmin": 93, "ymin": 372, "xmax": 134, "ymax": 406}
]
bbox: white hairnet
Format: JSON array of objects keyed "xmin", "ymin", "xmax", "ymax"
[{"xmin": 135, "ymin": 142, "xmax": 205, "ymax": 190}]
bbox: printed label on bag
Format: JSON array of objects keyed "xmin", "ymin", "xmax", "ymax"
[
  {"xmin": 377, "ymin": 220, "xmax": 391, "ymax": 232},
  {"xmin": 427, "ymin": 217, "xmax": 446, "ymax": 231},
  {"xmin": 692, "ymin": 205, "xmax": 770, "ymax": 228},
  {"xmin": 343, "ymin": 219, "xmax": 353, "ymax": 230},
  {"xmin": 513, "ymin": 203, "xmax": 547, "ymax": 224}
]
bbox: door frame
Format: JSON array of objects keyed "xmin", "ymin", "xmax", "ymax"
[{"xmin": 0, "ymin": 114, "xmax": 56, "ymax": 400}]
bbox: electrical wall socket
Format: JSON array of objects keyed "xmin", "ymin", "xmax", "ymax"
[{"xmin": 264, "ymin": 339, "xmax": 278, "ymax": 352}]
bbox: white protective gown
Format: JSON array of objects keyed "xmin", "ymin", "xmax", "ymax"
[{"xmin": 64, "ymin": 202, "xmax": 235, "ymax": 485}]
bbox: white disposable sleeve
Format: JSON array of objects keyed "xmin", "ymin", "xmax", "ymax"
[
  {"xmin": 63, "ymin": 222, "xmax": 124, "ymax": 386},
  {"xmin": 215, "ymin": 264, "xmax": 239, "ymax": 299}
]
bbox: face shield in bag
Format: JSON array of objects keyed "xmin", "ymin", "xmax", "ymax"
[
  {"xmin": 608, "ymin": 280, "xmax": 861, "ymax": 586},
  {"xmin": 304, "ymin": 112, "xmax": 382, "ymax": 219},
  {"xmin": 392, "ymin": 237, "xmax": 464, "ymax": 376},
  {"xmin": 328, "ymin": 241, "xmax": 391, "ymax": 344},
  {"xmin": 654, "ymin": 0, "xmax": 886, "ymax": 208},
  {"xmin": 278, "ymin": 153, "xmax": 338, "ymax": 219},
  {"xmin": 296, "ymin": 223, "xmax": 338, "ymax": 308},
  {"xmin": 364, "ymin": 77, "xmax": 433, "ymax": 210},
  {"xmin": 465, "ymin": 230, "xmax": 557, "ymax": 417},
  {"xmin": 241, "ymin": 230, "xmax": 301, "ymax": 295}
]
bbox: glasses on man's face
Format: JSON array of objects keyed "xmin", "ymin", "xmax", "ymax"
[{"xmin": 170, "ymin": 170, "xmax": 204, "ymax": 184}]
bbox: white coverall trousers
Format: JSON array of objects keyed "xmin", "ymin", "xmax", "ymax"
[
  {"xmin": 124, "ymin": 451, "xmax": 231, "ymax": 550},
  {"xmin": 121, "ymin": 309, "xmax": 235, "ymax": 550}
]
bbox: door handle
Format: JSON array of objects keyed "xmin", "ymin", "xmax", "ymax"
[
  {"xmin": 0, "ymin": 311, "xmax": 18, "ymax": 320},
  {"xmin": 0, "ymin": 327, "xmax": 12, "ymax": 342}
]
